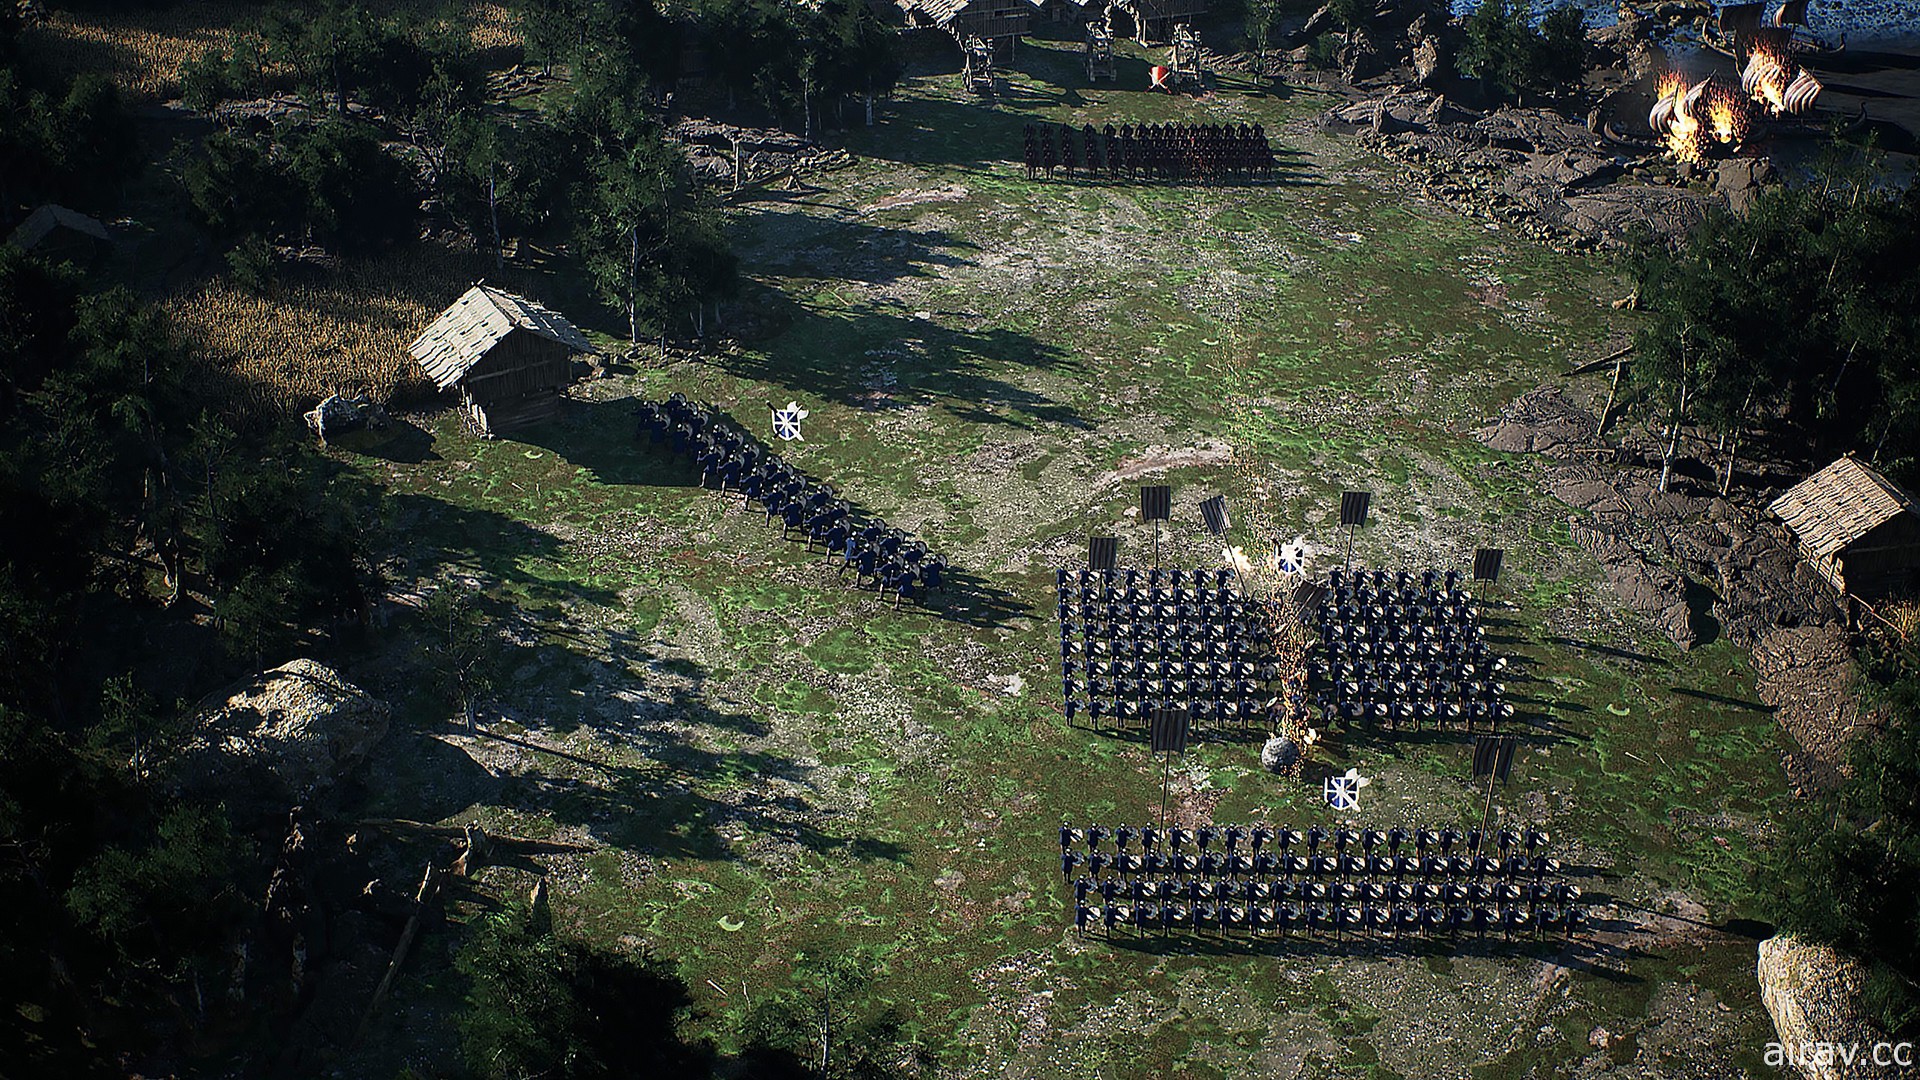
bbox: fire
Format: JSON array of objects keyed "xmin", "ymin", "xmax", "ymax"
[
  {"xmin": 1740, "ymin": 36, "xmax": 1821, "ymax": 115},
  {"xmin": 1648, "ymin": 73, "xmax": 1755, "ymax": 163}
]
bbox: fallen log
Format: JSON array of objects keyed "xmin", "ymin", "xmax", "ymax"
[{"xmin": 356, "ymin": 817, "xmax": 594, "ymax": 853}]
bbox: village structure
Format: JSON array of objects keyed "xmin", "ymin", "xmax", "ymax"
[
  {"xmin": 408, "ymin": 285, "xmax": 597, "ymax": 437},
  {"xmin": 5, "ymin": 0, "xmax": 1920, "ymax": 1076}
]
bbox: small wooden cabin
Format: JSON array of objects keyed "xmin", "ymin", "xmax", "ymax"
[
  {"xmin": 1769, "ymin": 456, "xmax": 1920, "ymax": 598},
  {"xmin": 6, "ymin": 204, "xmax": 111, "ymax": 266},
  {"xmin": 898, "ymin": 0, "xmax": 1035, "ymax": 52},
  {"xmin": 409, "ymin": 285, "xmax": 595, "ymax": 436},
  {"xmin": 1111, "ymin": 0, "xmax": 1208, "ymax": 44}
]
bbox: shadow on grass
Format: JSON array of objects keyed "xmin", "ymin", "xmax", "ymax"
[
  {"xmin": 387, "ymin": 492, "xmax": 625, "ymax": 610},
  {"xmin": 1082, "ymin": 926, "xmax": 1644, "ymax": 977},
  {"xmin": 1542, "ymin": 635, "xmax": 1675, "ymax": 668},
  {"xmin": 461, "ymin": 659, "xmax": 912, "ymax": 867},
  {"xmin": 730, "ymin": 279, "xmax": 1092, "ymax": 432},
  {"xmin": 1669, "ymin": 686, "xmax": 1773, "ymax": 713}
]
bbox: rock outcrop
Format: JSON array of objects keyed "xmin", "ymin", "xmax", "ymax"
[
  {"xmin": 1324, "ymin": 91, "xmax": 1720, "ymax": 249},
  {"xmin": 1757, "ymin": 934, "xmax": 1901, "ymax": 1080},
  {"xmin": 173, "ymin": 659, "xmax": 391, "ymax": 801}
]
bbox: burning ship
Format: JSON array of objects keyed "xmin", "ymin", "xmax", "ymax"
[{"xmin": 1648, "ymin": 6, "xmax": 1824, "ymax": 162}]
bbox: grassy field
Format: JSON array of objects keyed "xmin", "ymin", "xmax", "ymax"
[{"xmin": 322, "ymin": 34, "xmax": 1788, "ymax": 1079}]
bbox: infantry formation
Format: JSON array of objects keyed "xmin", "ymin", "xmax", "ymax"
[
  {"xmin": 637, "ymin": 395, "xmax": 948, "ymax": 606},
  {"xmin": 1058, "ymin": 823, "xmax": 1585, "ymax": 941},
  {"xmin": 1022, "ymin": 121, "xmax": 1277, "ymax": 183}
]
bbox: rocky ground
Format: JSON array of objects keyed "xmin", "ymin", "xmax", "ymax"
[
  {"xmin": 1283, "ymin": 0, "xmax": 1920, "ymax": 251},
  {"xmin": 1474, "ymin": 382, "xmax": 1877, "ymax": 796}
]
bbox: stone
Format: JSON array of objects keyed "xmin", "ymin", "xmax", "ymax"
[
  {"xmin": 304, "ymin": 392, "xmax": 387, "ymax": 440},
  {"xmin": 1757, "ymin": 934, "xmax": 1897, "ymax": 1080},
  {"xmin": 1412, "ymin": 36, "xmax": 1444, "ymax": 87},
  {"xmin": 172, "ymin": 659, "xmax": 391, "ymax": 801},
  {"xmin": 1261, "ymin": 735, "xmax": 1302, "ymax": 773},
  {"xmin": 1716, "ymin": 156, "xmax": 1777, "ymax": 214}
]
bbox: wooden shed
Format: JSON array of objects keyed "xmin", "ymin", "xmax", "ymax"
[
  {"xmin": 408, "ymin": 285, "xmax": 595, "ymax": 436},
  {"xmin": 1110, "ymin": 0, "xmax": 1207, "ymax": 43},
  {"xmin": 6, "ymin": 204, "xmax": 111, "ymax": 266},
  {"xmin": 1769, "ymin": 456, "xmax": 1920, "ymax": 598},
  {"xmin": 897, "ymin": 0, "xmax": 1035, "ymax": 49}
]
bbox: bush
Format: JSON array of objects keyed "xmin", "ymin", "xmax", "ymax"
[
  {"xmin": 1459, "ymin": 0, "xmax": 1587, "ymax": 101},
  {"xmin": 456, "ymin": 902, "xmax": 714, "ymax": 1079},
  {"xmin": 225, "ymin": 234, "xmax": 278, "ymax": 295}
]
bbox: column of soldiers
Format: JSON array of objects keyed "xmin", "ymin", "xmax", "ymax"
[
  {"xmin": 1022, "ymin": 122, "xmax": 1275, "ymax": 183},
  {"xmin": 635, "ymin": 394, "xmax": 948, "ymax": 607}
]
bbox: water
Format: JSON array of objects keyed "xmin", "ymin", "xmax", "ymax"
[{"xmin": 1446, "ymin": 0, "xmax": 1920, "ymax": 44}]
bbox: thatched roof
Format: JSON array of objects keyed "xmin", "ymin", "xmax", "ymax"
[
  {"xmin": 408, "ymin": 285, "xmax": 595, "ymax": 390},
  {"xmin": 6, "ymin": 204, "xmax": 110, "ymax": 250},
  {"xmin": 1769, "ymin": 456, "xmax": 1917, "ymax": 559}
]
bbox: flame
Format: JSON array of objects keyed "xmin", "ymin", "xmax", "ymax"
[
  {"xmin": 1648, "ymin": 74, "xmax": 1754, "ymax": 163},
  {"xmin": 1740, "ymin": 37, "xmax": 1820, "ymax": 115}
]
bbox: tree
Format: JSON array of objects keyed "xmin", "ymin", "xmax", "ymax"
[
  {"xmin": 1624, "ymin": 148, "xmax": 1920, "ymax": 489},
  {"xmin": 283, "ymin": 118, "xmax": 422, "ymax": 254},
  {"xmin": 456, "ymin": 900, "xmax": 715, "ymax": 1078},
  {"xmin": 573, "ymin": 114, "xmax": 734, "ymax": 345},
  {"xmin": 0, "ymin": 68, "xmax": 137, "ymax": 213},
  {"xmin": 735, "ymin": 948, "xmax": 934, "ymax": 1078},
  {"xmin": 182, "ymin": 128, "xmax": 299, "ymax": 243},
  {"xmin": 421, "ymin": 586, "xmax": 501, "ymax": 732},
  {"xmin": 1458, "ymin": 0, "xmax": 1586, "ymax": 102},
  {"xmin": 1245, "ymin": 0, "xmax": 1286, "ymax": 58}
]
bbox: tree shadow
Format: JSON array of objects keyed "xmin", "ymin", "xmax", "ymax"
[
  {"xmin": 744, "ymin": 207, "xmax": 979, "ymax": 287},
  {"xmin": 383, "ymin": 492, "xmax": 626, "ymax": 610},
  {"xmin": 446, "ymin": 652, "xmax": 913, "ymax": 868},
  {"xmin": 728, "ymin": 282, "xmax": 1090, "ymax": 432},
  {"xmin": 1669, "ymin": 686, "xmax": 1773, "ymax": 713}
]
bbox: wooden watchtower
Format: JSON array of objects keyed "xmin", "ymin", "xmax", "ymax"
[
  {"xmin": 1086, "ymin": 22, "xmax": 1116, "ymax": 81},
  {"xmin": 962, "ymin": 35, "xmax": 999, "ymax": 96},
  {"xmin": 1167, "ymin": 23, "xmax": 1206, "ymax": 88}
]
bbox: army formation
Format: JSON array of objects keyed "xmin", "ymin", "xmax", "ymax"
[
  {"xmin": 1022, "ymin": 121, "xmax": 1276, "ymax": 183},
  {"xmin": 1056, "ymin": 566, "xmax": 1310, "ymax": 734},
  {"xmin": 1309, "ymin": 567, "xmax": 1515, "ymax": 734},
  {"xmin": 1058, "ymin": 822, "xmax": 1584, "ymax": 940},
  {"xmin": 636, "ymin": 395, "xmax": 947, "ymax": 606}
]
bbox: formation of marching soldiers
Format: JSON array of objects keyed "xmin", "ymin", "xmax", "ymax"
[
  {"xmin": 1309, "ymin": 567, "xmax": 1514, "ymax": 734},
  {"xmin": 1022, "ymin": 121, "xmax": 1275, "ymax": 183},
  {"xmin": 635, "ymin": 394, "xmax": 948, "ymax": 607},
  {"xmin": 1058, "ymin": 823, "xmax": 1584, "ymax": 941}
]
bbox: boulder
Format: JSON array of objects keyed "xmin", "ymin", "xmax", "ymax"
[
  {"xmin": 173, "ymin": 659, "xmax": 391, "ymax": 801},
  {"xmin": 1716, "ymin": 156, "xmax": 1777, "ymax": 214},
  {"xmin": 1412, "ymin": 36, "xmax": 1445, "ymax": 87},
  {"xmin": 1757, "ymin": 934, "xmax": 1898, "ymax": 1080},
  {"xmin": 304, "ymin": 393, "xmax": 387, "ymax": 441},
  {"xmin": 1627, "ymin": 39, "xmax": 1669, "ymax": 83},
  {"xmin": 1261, "ymin": 735, "xmax": 1302, "ymax": 773},
  {"xmin": 1475, "ymin": 386, "xmax": 1600, "ymax": 458}
]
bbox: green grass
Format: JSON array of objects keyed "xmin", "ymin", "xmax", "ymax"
[{"xmin": 342, "ymin": 40, "xmax": 1788, "ymax": 1080}]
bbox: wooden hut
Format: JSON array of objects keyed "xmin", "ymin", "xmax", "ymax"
[
  {"xmin": 897, "ymin": 0, "xmax": 1035, "ymax": 53},
  {"xmin": 409, "ymin": 285, "xmax": 595, "ymax": 436},
  {"xmin": 6, "ymin": 204, "xmax": 111, "ymax": 266},
  {"xmin": 1769, "ymin": 456, "xmax": 1920, "ymax": 598},
  {"xmin": 1111, "ymin": 0, "xmax": 1207, "ymax": 43}
]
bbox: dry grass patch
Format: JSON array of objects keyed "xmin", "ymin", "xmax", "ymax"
[
  {"xmin": 167, "ymin": 246, "xmax": 507, "ymax": 412},
  {"xmin": 26, "ymin": 0, "xmax": 521, "ymax": 101}
]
